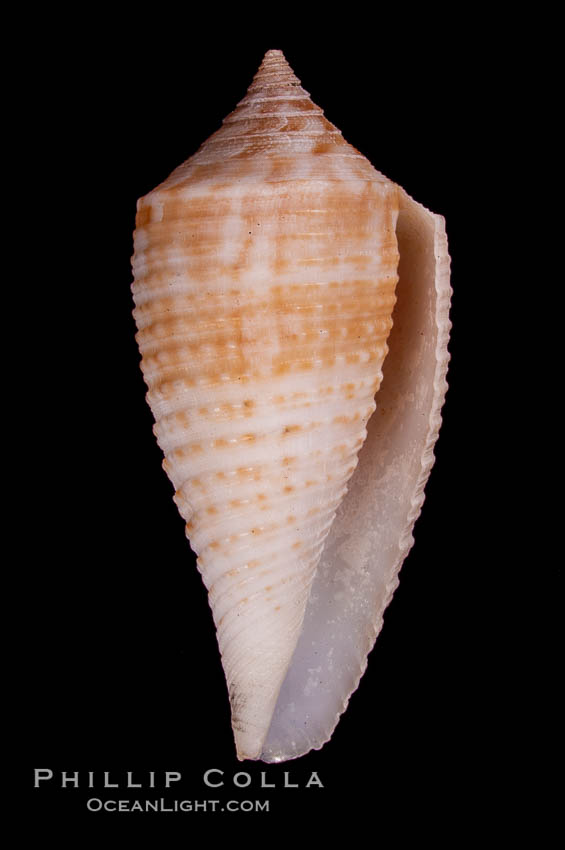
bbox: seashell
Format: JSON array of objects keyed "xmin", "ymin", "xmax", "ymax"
[{"xmin": 131, "ymin": 49, "xmax": 451, "ymax": 762}]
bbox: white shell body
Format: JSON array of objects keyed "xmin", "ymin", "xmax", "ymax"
[{"xmin": 131, "ymin": 50, "xmax": 451, "ymax": 761}]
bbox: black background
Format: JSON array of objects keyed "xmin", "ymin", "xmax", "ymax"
[{"xmin": 11, "ymin": 16, "xmax": 546, "ymax": 839}]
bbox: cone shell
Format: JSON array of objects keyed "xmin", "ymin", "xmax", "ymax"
[{"xmin": 131, "ymin": 50, "xmax": 451, "ymax": 762}]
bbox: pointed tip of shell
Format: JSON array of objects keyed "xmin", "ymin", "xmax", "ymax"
[
  {"xmin": 248, "ymin": 48, "xmax": 303, "ymax": 92},
  {"xmin": 261, "ymin": 48, "xmax": 286, "ymax": 60},
  {"xmin": 259, "ymin": 48, "xmax": 293, "ymax": 69}
]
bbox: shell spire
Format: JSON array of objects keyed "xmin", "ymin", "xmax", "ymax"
[
  {"xmin": 131, "ymin": 50, "xmax": 451, "ymax": 763},
  {"xmin": 213, "ymin": 48, "xmax": 336, "ymax": 156},
  {"xmin": 156, "ymin": 49, "xmax": 383, "ymax": 192},
  {"xmin": 218, "ymin": 48, "xmax": 321, "ymax": 136},
  {"xmin": 239, "ymin": 48, "xmax": 305, "ymax": 98}
]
